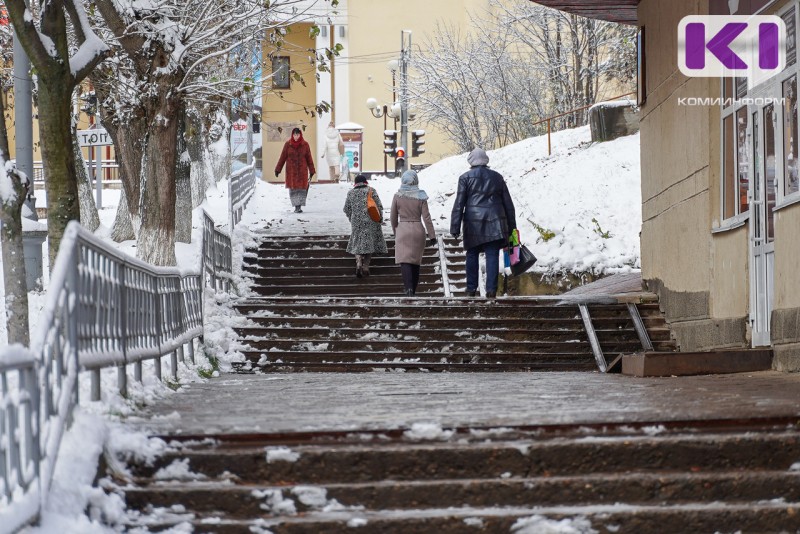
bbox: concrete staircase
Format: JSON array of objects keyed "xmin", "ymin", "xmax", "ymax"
[{"xmin": 235, "ymin": 234, "xmax": 675, "ymax": 373}]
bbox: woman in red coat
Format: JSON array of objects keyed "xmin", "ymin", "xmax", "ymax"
[{"xmin": 275, "ymin": 127, "xmax": 316, "ymax": 213}]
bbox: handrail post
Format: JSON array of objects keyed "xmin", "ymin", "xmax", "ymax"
[
  {"xmin": 547, "ymin": 118, "xmax": 552, "ymax": 156},
  {"xmin": 118, "ymin": 263, "xmax": 128, "ymax": 398},
  {"xmin": 153, "ymin": 274, "xmax": 162, "ymax": 381}
]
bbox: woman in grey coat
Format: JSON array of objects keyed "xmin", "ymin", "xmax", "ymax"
[
  {"xmin": 344, "ymin": 175, "xmax": 388, "ymax": 277},
  {"xmin": 390, "ymin": 170, "xmax": 436, "ymax": 296}
]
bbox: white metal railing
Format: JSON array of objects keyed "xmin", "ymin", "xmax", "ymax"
[
  {"xmin": 228, "ymin": 164, "xmax": 256, "ymax": 229},
  {"xmin": 1, "ymin": 162, "xmax": 248, "ymax": 531}
]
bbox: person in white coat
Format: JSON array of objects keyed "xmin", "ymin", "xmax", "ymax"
[{"xmin": 321, "ymin": 121, "xmax": 345, "ymax": 182}]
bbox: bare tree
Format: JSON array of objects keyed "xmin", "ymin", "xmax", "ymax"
[
  {"xmin": 4, "ymin": 0, "xmax": 109, "ymax": 267},
  {"xmin": 493, "ymin": 1, "xmax": 636, "ymax": 128},
  {"xmin": 411, "ymin": 1, "xmax": 635, "ymax": 151},
  {"xmin": 91, "ymin": 0, "xmax": 337, "ymax": 265}
]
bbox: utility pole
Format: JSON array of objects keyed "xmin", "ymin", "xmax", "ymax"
[
  {"xmin": 13, "ymin": 16, "xmax": 35, "ymax": 218},
  {"xmin": 246, "ymin": 92, "xmax": 254, "ymax": 166},
  {"xmin": 398, "ymin": 30, "xmax": 411, "ymax": 174}
]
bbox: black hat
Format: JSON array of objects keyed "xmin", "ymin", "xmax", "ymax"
[
  {"xmin": 354, "ymin": 174, "xmax": 368, "ymax": 184},
  {"xmin": 291, "ymin": 127, "xmax": 302, "ymax": 135}
]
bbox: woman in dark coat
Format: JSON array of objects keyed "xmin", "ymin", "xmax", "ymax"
[
  {"xmin": 344, "ymin": 175, "xmax": 388, "ymax": 277},
  {"xmin": 275, "ymin": 127, "xmax": 315, "ymax": 213},
  {"xmin": 450, "ymin": 148, "xmax": 516, "ymax": 298},
  {"xmin": 390, "ymin": 170, "xmax": 436, "ymax": 296}
]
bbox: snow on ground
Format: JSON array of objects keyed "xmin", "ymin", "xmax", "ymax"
[{"xmin": 2, "ymin": 123, "xmax": 641, "ymax": 532}]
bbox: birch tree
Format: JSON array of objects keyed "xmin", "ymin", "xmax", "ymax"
[
  {"xmin": 92, "ymin": 0, "xmax": 336, "ymax": 265},
  {"xmin": 4, "ymin": 0, "xmax": 109, "ymax": 267}
]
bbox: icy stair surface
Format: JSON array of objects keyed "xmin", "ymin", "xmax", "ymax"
[{"xmin": 113, "ymin": 422, "xmax": 800, "ymax": 533}]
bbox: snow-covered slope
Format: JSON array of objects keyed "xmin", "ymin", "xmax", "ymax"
[{"xmin": 377, "ymin": 125, "xmax": 642, "ymax": 276}]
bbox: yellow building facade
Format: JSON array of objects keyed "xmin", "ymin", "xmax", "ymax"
[{"xmin": 262, "ymin": 0, "xmax": 505, "ymax": 183}]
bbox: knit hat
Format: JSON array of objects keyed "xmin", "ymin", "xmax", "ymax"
[{"xmin": 467, "ymin": 148, "xmax": 489, "ymax": 167}]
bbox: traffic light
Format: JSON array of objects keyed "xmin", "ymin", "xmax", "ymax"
[
  {"xmin": 395, "ymin": 146, "xmax": 406, "ymax": 173},
  {"xmin": 383, "ymin": 129, "xmax": 397, "ymax": 156},
  {"xmin": 411, "ymin": 129, "xmax": 426, "ymax": 157},
  {"xmin": 252, "ymin": 114, "xmax": 261, "ymax": 134}
]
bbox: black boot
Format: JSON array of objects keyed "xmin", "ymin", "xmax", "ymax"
[
  {"xmin": 466, "ymin": 291, "xmax": 477, "ymax": 297},
  {"xmin": 404, "ymin": 288, "xmax": 415, "ymax": 296}
]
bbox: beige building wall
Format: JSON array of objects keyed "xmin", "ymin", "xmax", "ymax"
[
  {"xmin": 639, "ymin": 0, "xmax": 800, "ymax": 367},
  {"xmin": 345, "ymin": 0, "xmax": 490, "ymax": 172},
  {"xmin": 262, "ymin": 23, "xmax": 320, "ymax": 184}
]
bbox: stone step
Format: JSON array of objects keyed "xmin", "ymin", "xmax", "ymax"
[
  {"xmin": 240, "ymin": 315, "xmax": 672, "ymax": 333},
  {"xmin": 250, "ymin": 285, "xmax": 447, "ymax": 297},
  {"xmin": 127, "ymin": 431, "xmax": 800, "ymax": 484},
  {"xmin": 234, "ymin": 360, "xmax": 598, "ymax": 372},
  {"xmin": 244, "ymin": 265, "xmax": 452, "ymax": 277},
  {"xmin": 234, "ymin": 351, "xmax": 596, "ymax": 370},
  {"xmin": 242, "ymin": 255, "xmax": 442, "ymax": 267},
  {"xmin": 247, "ymin": 273, "xmax": 444, "ymax": 285},
  {"xmin": 234, "ymin": 326, "xmax": 664, "ymax": 343},
  {"xmin": 233, "ymin": 300, "xmax": 648, "ymax": 320},
  {"xmin": 236, "ymin": 337, "xmax": 659, "ymax": 354},
  {"xmin": 120, "ymin": 502, "xmax": 800, "ymax": 534},
  {"xmin": 121, "ymin": 470, "xmax": 800, "ymax": 517}
]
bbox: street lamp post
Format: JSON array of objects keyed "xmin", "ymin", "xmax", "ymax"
[
  {"xmin": 366, "ymin": 32, "xmax": 412, "ymax": 175},
  {"xmin": 394, "ymin": 31, "xmax": 412, "ymax": 174}
]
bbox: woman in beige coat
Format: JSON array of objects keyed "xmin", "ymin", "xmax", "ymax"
[{"xmin": 390, "ymin": 170, "xmax": 436, "ymax": 296}]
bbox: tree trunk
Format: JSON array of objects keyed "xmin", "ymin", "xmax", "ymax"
[
  {"xmin": 110, "ymin": 189, "xmax": 135, "ymax": 242},
  {"xmin": 0, "ymin": 93, "xmax": 30, "ymax": 346},
  {"xmin": 96, "ymin": 87, "xmax": 146, "ymax": 241},
  {"xmin": 186, "ymin": 108, "xmax": 209, "ymax": 208},
  {"xmin": 137, "ymin": 85, "xmax": 180, "ymax": 266},
  {"xmin": 73, "ymin": 124, "xmax": 100, "ymax": 232},
  {"xmin": 175, "ymin": 106, "xmax": 192, "ymax": 243},
  {"xmin": 38, "ymin": 73, "xmax": 81, "ymax": 269}
]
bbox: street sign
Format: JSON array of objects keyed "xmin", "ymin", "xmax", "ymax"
[{"xmin": 77, "ymin": 128, "xmax": 112, "ymax": 147}]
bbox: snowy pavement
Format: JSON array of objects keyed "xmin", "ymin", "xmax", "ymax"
[{"xmin": 136, "ymin": 371, "xmax": 800, "ymax": 436}]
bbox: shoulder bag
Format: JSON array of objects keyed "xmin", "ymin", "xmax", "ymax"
[{"xmin": 367, "ymin": 188, "xmax": 382, "ymax": 222}]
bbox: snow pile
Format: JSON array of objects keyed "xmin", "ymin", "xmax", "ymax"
[{"xmin": 511, "ymin": 514, "xmax": 598, "ymax": 533}]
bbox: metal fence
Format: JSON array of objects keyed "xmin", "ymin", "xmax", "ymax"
[
  {"xmin": 0, "ymin": 159, "xmax": 257, "ymax": 531},
  {"xmin": 229, "ymin": 164, "xmax": 256, "ymax": 229}
]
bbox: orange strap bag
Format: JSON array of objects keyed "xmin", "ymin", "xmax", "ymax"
[{"xmin": 366, "ymin": 188, "xmax": 382, "ymax": 222}]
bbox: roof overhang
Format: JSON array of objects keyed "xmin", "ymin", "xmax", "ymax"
[{"xmin": 530, "ymin": 0, "xmax": 639, "ymax": 25}]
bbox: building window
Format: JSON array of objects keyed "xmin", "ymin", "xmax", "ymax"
[
  {"xmin": 784, "ymin": 76, "xmax": 800, "ymax": 196},
  {"xmin": 721, "ymin": 96, "xmax": 750, "ymax": 221},
  {"xmin": 736, "ymin": 107, "xmax": 750, "ymax": 215},
  {"xmin": 272, "ymin": 56, "xmax": 290, "ymax": 89}
]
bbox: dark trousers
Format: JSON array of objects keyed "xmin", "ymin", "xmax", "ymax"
[
  {"xmin": 466, "ymin": 239, "xmax": 504, "ymax": 294},
  {"xmin": 400, "ymin": 263, "xmax": 421, "ymax": 294}
]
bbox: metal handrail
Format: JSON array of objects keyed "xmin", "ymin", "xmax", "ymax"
[
  {"xmin": 532, "ymin": 91, "xmax": 637, "ymax": 155},
  {"xmin": 1, "ymin": 163, "xmax": 247, "ymax": 531}
]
